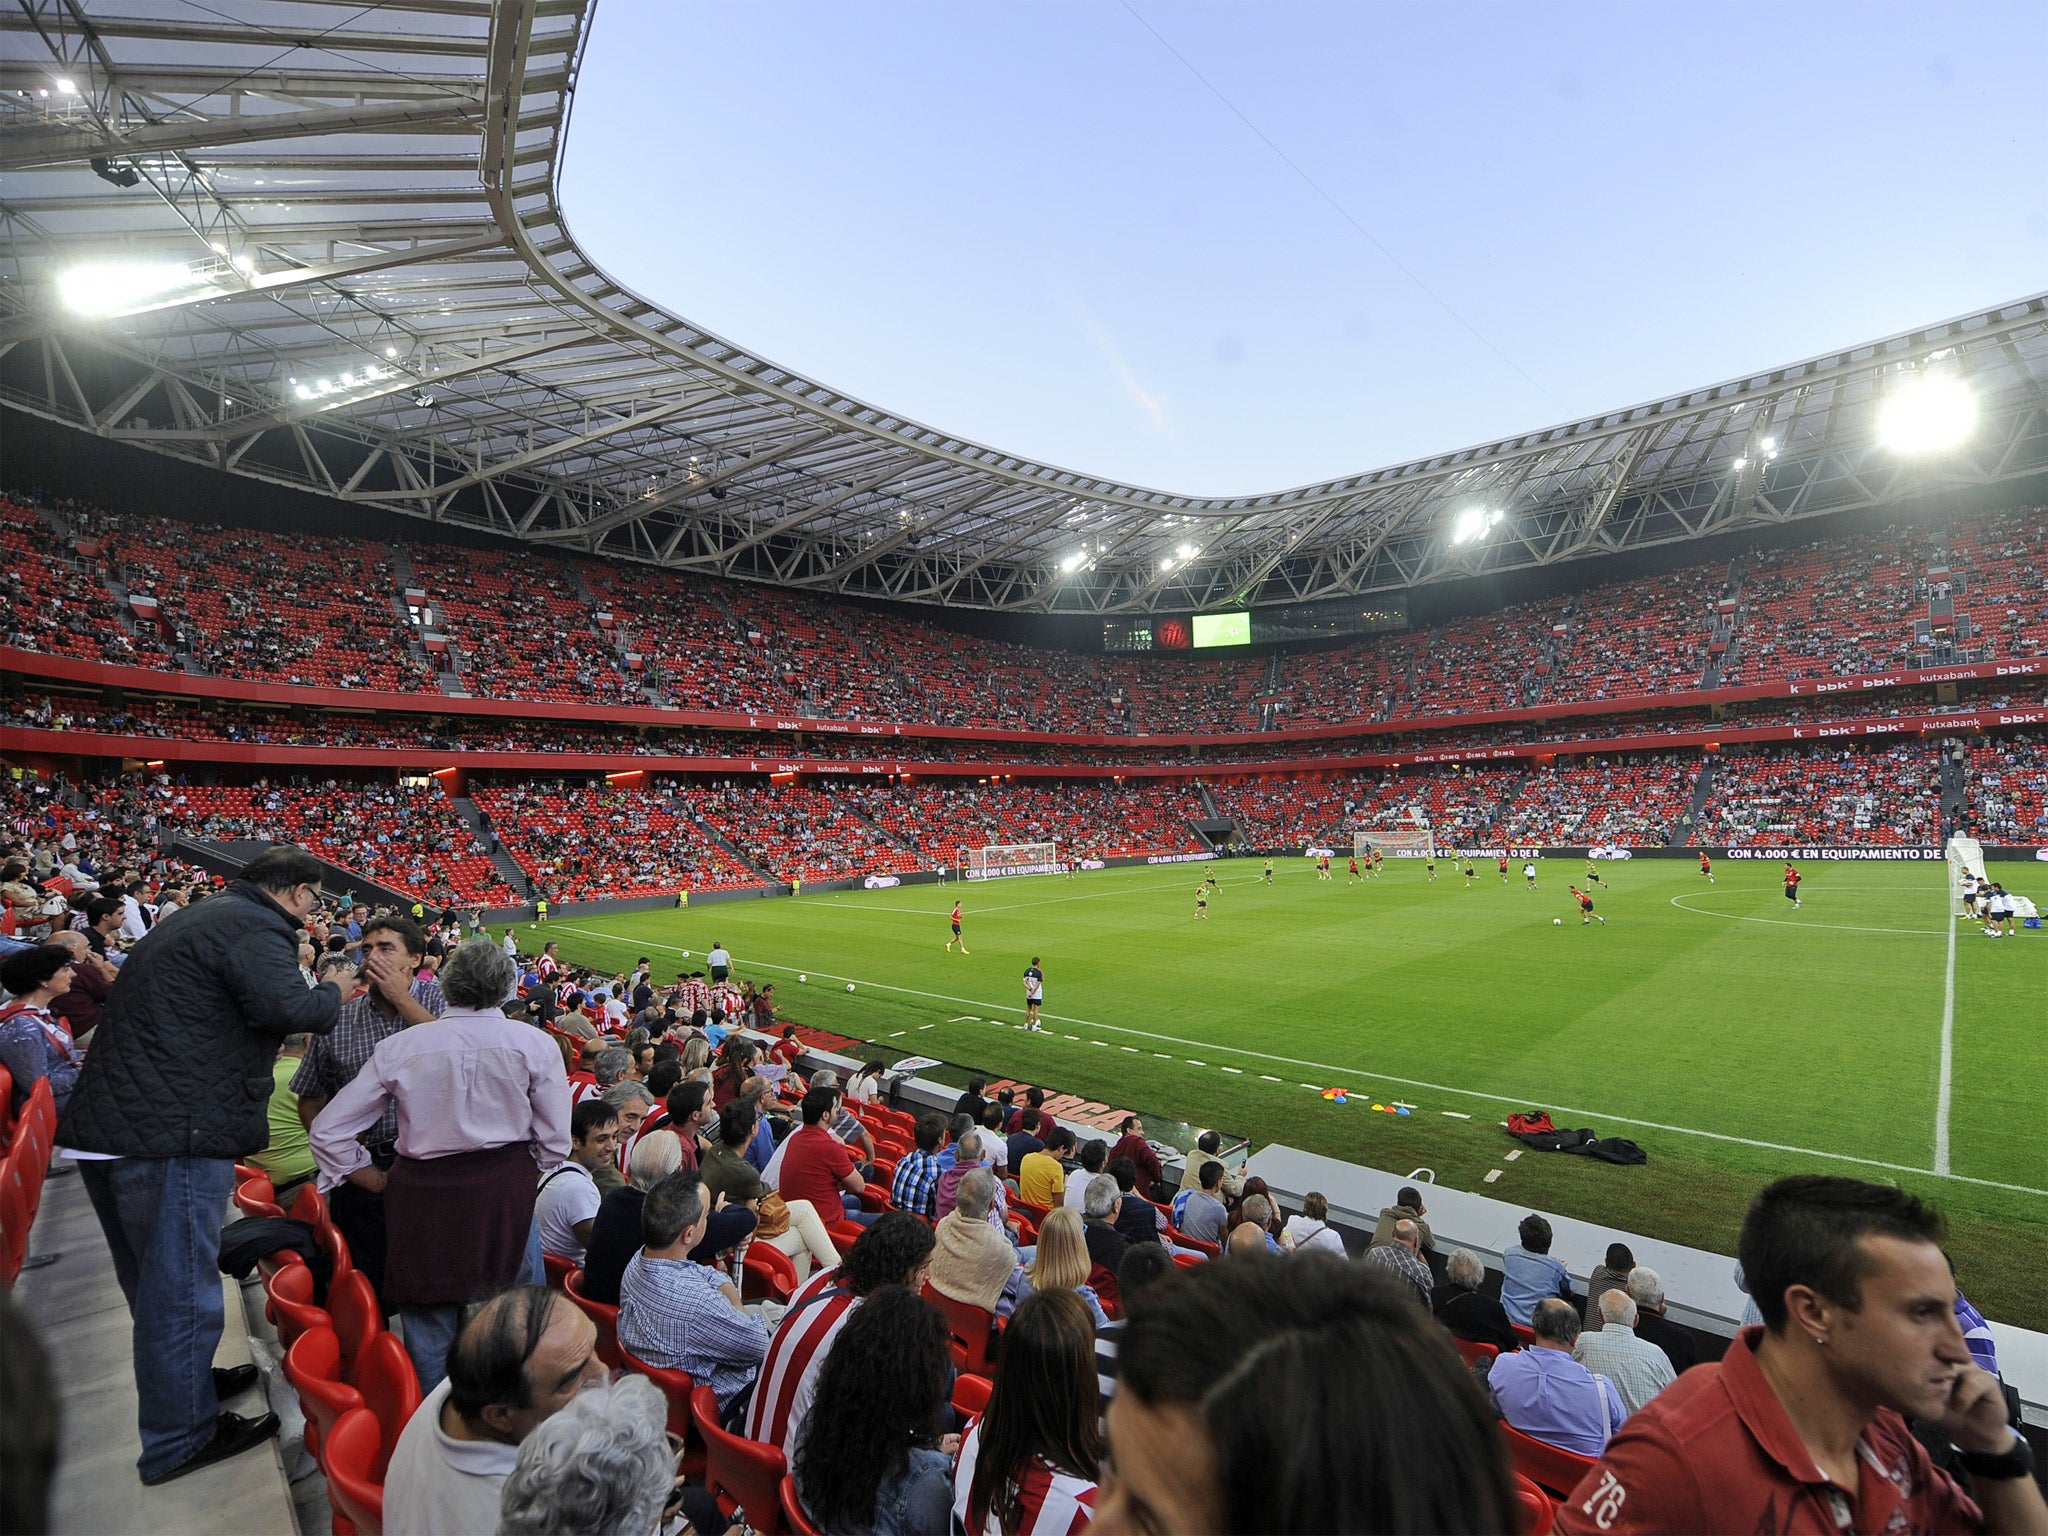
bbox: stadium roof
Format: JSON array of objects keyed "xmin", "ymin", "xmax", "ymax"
[{"xmin": 3, "ymin": 0, "xmax": 2047, "ymax": 615}]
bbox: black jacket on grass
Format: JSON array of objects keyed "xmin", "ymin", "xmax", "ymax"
[{"xmin": 59, "ymin": 881, "xmax": 341, "ymax": 1160}]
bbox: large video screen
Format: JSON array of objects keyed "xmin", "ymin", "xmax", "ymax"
[{"xmin": 1192, "ymin": 612, "xmax": 1252, "ymax": 648}]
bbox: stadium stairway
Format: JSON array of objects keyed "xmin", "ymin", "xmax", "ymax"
[
  {"xmin": 172, "ymin": 833, "xmax": 416, "ymax": 912},
  {"xmin": 1671, "ymin": 758, "xmax": 1719, "ymax": 845},
  {"xmin": 693, "ymin": 814, "xmax": 779, "ymax": 884},
  {"xmin": 1701, "ymin": 556, "xmax": 1747, "ymax": 688},
  {"xmin": 453, "ymin": 796, "xmax": 533, "ymax": 896},
  {"xmin": 1938, "ymin": 745, "xmax": 1970, "ymax": 837}
]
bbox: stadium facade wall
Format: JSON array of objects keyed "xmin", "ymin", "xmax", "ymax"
[
  {"xmin": 6, "ymin": 702, "xmax": 2045, "ymax": 781},
  {"xmin": 5, "ymin": 645, "xmax": 2044, "ymax": 753}
]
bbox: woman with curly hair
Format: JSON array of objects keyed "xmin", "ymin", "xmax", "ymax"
[
  {"xmin": 1003, "ymin": 1207, "xmax": 1109, "ymax": 1325},
  {"xmin": 791, "ymin": 1285, "xmax": 957, "ymax": 1536},
  {"xmin": 955, "ymin": 1289, "xmax": 1102, "ymax": 1536}
]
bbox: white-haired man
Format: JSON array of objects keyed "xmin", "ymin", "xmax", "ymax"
[
  {"xmin": 1623, "ymin": 1265, "xmax": 1697, "ymax": 1376},
  {"xmin": 1573, "ymin": 1289, "xmax": 1677, "ymax": 1414}
]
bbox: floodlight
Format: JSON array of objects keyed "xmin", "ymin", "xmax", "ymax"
[
  {"xmin": 58, "ymin": 260, "xmax": 209, "ymax": 316},
  {"xmin": 1878, "ymin": 374, "xmax": 1976, "ymax": 456},
  {"xmin": 1060, "ymin": 551, "xmax": 1085, "ymax": 573},
  {"xmin": 1176, "ymin": 541, "xmax": 1195, "ymax": 559},
  {"xmin": 55, "ymin": 77, "xmax": 76, "ymax": 94},
  {"xmin": 1450, "ymin": 507, "xmax": 1504, "ymax": 546}
]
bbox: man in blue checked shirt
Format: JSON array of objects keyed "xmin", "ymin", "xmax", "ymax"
[
  {"xmin": 890, "ymin": 1112, "xmax": 947, "ymax": 1220},
  {"xmin": 619, "ymin": 1169, "xmax": 771, "ymax": 1424}
]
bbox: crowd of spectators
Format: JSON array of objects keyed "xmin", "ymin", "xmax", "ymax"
[
  {"xmin": 1703, "ymin": 742, "xmax": 1946, "ymax": 848},
  {"xmin": 11, "ymin": 491, "xmax": 2046, "ymax": 738},
  {"xmin": 1499, "ymin": 755, "xmax": 1699, "ymax": 847},
  {"xmin": 1964, "ymin": 733, "xmax": 2048, "ymax": 845}
]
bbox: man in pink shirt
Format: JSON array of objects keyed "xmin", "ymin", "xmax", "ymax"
[{"xmin": 311, "ymin": 939, "xmax": 571, "ymax": 1389}]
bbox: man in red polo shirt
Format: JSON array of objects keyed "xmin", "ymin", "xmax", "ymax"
[
  {"xmin": 1557, "ymin": 1176, "xmax": 2044, "ymax": 1535},
  {"xmin": 778, "ymin": 1085, "xmax": 873, "ymax": 1227}
]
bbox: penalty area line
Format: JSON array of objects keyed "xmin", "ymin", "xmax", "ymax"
[{"xmin": 549, "ymin": 923, "xmax": 2045, "ymax": 1200}]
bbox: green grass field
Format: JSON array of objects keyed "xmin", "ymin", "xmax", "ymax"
[{"xmin": 539, "ymin": 857, "xmax": 2048, "ymax": 1329}]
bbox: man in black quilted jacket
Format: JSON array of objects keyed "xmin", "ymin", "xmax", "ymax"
[{"xmin": 60, "ymin": 844, "xmax": 344, "ymax": 1486}]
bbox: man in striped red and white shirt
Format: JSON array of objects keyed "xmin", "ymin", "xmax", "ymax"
[{"xmin": 744, "ymin": 1212, "xmax": 936, "ymax": 1460}]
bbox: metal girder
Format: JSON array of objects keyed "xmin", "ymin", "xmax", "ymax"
[{"xmin": 2, "ymin": 0, "xmax": 2047, "ymax": 615}]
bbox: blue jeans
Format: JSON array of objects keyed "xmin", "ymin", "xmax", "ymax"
[
  {"xmin": 401, "ymin": 1217, "xmax": 546, "ymax": 1392},
  {"xmin": 80, "ymin": 1156, "xmax": 238, "ymax": 1480}
]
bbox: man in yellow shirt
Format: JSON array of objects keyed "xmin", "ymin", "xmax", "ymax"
[
  {"xmin": 1017, "ymin": 1125, "xmax": 1075, "ymax": 1209},
  {"xmin": 253, "ymin": 1030, "xmax": 320, "ymax": 1198}
]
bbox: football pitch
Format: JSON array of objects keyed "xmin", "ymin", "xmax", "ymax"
[{"xmin": 542, "ymin": 857, "xmax": 2048, "ymax": 1328}]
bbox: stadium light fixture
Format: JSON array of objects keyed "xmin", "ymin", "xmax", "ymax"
[
  {"xmin": 1878, "ymin": 373, "xmax": 1976, "ymax": 456},
  {"xmin": 1449, "ymin": 507, "xmax": 1504, "ymax": 546},
  {"xmin": 1060, "ymin": 552, "xmax": 1085, "ymax": 573},
  {"xmin": 59, "ymin": 260, "xmax": 214, "ymax": 316},
  {"xmin": 55, "ymin": 77, "xmax": 77, "ymax": 94}
]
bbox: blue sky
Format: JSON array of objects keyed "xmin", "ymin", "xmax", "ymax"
[{"xmin": 563, "ymin": 2, "xmax": 2047, "ymax": 497}]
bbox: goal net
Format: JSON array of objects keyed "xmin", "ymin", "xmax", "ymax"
[
  {"xmin": 961, "ymin": 841, "xmax": 1062, "ymax": 880},
  {"xmin": 1946, "ymin": 833, "xmax": 1987, "ymax": 916},
  {"xmin": 1354, "ymin": 827, "xmax": 1435, "ymax": 859}
]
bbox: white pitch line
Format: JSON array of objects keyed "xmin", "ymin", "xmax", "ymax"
[
  {"xmin": 1260, "ymin": 1075, "xmax": 1282, "ymax": 1083},
  {"xmin": 1935, "ymin": 879, "xmax": 1957, "ymax": 1175},
  {"xmin": 550, "ymin": 922, "xmax": 2047, "ymax": 1199},
  {"xmin": 1667, "ymin": 892, "xmax": 1943, "ymax": 937},
  {"xmin": 1220, "ymin": 1066, "xmax": 1243, "ymax": 1074}
]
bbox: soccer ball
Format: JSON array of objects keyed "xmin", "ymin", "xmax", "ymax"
[
  {"xmin": 1553, "ymin": 918, "xmax": 1562, "ymax": 926},
  {"xmin": 681, "ymin": 950, "xmax": 690, "ymax": 957},
  {"xmin": 846, "ymin": 982, "xmax": 856, "ymax": 992},
  {"xmin": 798, "ymin": 973, "xmax": 807, "ymax": 983}
]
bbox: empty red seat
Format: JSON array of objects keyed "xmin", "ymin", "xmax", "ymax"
[
  {"xmin": 321, "ymin": 1408, "xmax": 386, "ymax": 1536},
  {"xmin": 691, "ymin": 1383, "xmax": 787, "ymax": 1535},
  {"xmin": 1501, "ymin": 1422, "xmax": 1599, "ymax": 1501}
]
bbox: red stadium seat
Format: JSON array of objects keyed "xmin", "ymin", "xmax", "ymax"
[
  {"xmin": 780, "ymin": 1474, "xmax": 825, "ymax": 1536},
  {"xmin": 329, "ymin": 1270, "xmax": 384, "ymax": 1381},
  {"xmin": 619, "ymin": 1347, "xmax": 706, "ymax": 1477},
  {"xmin": 321, "ymin": 1409, "xmax": 386, "ymax": 1536},
  {"xmin": 352, "ymin": 1332, "xmax": 421, "ymax": 1479},
  {"xmin": 922, "ymin": 1283, "xmax": 998, "ymax": 1377},
  {"xmin": 542, "ymin": 1251, "xmax": 577, "ymax": 1291},
  {"xmin": 1453, "ymin": 1337, "xmax": 1500, "ymax": 1368},
  {"xmin": 741, "ymin": 1242, "xmax": 799, "ymax": 1304},
  {"xmin": 950, "ymin": 1373, "xmax": 992, "ymax": 1421},
  {"xmin": 564, "ymin": 1268, "xmax": 622, "ymax": 1369},
  {"xmin": 233, "ymin": 1174, "xmax": 284, "ymax": 1221},
  {"xmin": 1516, "ymin": 1473, "xmax": 1557, "ymax": 1536},
  {"xmin": 283, "ymin": 1325, "xmax": 360, "ymax": 1474},
  {"xmin": 1501, "ymin": 1422, "xmax": 1599, "ymax": 1501},
  {"xmin": 691, "ymin": 1384, "xmax": 787, "ymax": 1535},
  {"xmin": 264, "ymin": 1259, "xmax": 329, "ymax": 1350}
]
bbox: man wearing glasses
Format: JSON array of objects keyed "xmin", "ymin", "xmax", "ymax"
[{"xmin": 59, "ymin": 844, "xmax": 345, "ymax": 1486}]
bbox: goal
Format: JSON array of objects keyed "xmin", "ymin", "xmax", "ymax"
[
  {"xmin": 1946, "ymin": 833, "xmax": 1987, "ymax": 916},
  {"xmin": 1354, "ymin": 826, "xmax": 1435, "ymax": 859},
  {"xmin": 960, "ymin": 841, "xmax": 1062, "ymax": 880}
]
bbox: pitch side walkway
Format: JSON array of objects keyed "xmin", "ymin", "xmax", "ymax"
[{"xmin": 14, "ymin": 1168, "xmax": 302, "ymax": 1535}]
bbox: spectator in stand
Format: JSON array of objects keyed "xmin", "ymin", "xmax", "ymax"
[
  {"xmin": 778, "ymin": 1086, "xmax": 874, "ymax": 1227},
  {"xmin": 1095, "ymin": 1243, "xmax": 1175, "ymax": 1404},
  {"xmin": 979, "ymin": 1104, "xmax": 1012, "ymax": 1173},
  {"xmin": 291, "ymin": 914, "xmax": 445, "ymax": 1299},
  {"xmin": 1501, "ymin": 1213, "xmax": 1577, "ymax": 1325},
  {"xmin": 1005, "ymin": 1107, "xmax": 1047, "ymax": 1171},
  {"xmin": 1370, "ymin": 1185, "xmax": 1436, "ymax": 1254},
  {"xmin": 1361, "ymin": 1218, "xmax": 1433, "ymax": 1309},
  {"xmin": 1177, "ymin": 1128, "xmax": 1246, "ymax": 1201},
  {"xmin": 1581, "ymin": 1241, "xmax": 1636, "ymax": 1333},
  {"xmin": 535, "ymin": 1099, "xmax": 619, "ymax": 1266},
  {"xmin": 1018, "ymin": 1125, "xmax": 1071, "ymax": 1209},
  {"xmin": 889, "ymin": 1112, "xmax": 945, "ymax": 1220},
  {"xmin": 1573, "ymin": 1289, "xmax": 1677, "ymax": 1415},
  {"xmin": 1091, "ymin": 1256, "xmax": 1519, "ymax": 1534},
  {"xmin": 1620, "ymin": 1266, "xmax": 1696, "ymax": 1377},
  {"xmin": 496, "ymin": 1374, "xmax": 678, "ymax": 1536},
  {"xmin": 1107, "ymin": 1158, "xmax": 1171, "ymax": 1249},
  {"xmin": 0, "ymin": 944, "xmax": 83, "ymax": 1115},
  {"xmin": 1488, "ymin": 1298, "xmax": 1627, "ymax": 1457},
  {"xmin": 596, "ymin": 1081, "xmax": 654, "ymax": 1191},
  {"xmin": 1065, "ymin": 1138, "xmax": 1108, "ymax": 1213},
  {"xmin": 1436, "ymin": 1247, "xmax": 1519, "ymax": 1357},
  {"xmin": 1556, "ymin": 1176, "xmax": 2045, "ymax": 1535},
  {"xmin": 1007, "ymin": 1206, "xmax": 1111, "ymax": 1326},
  {"xmin": 747, "ymin": 1213, "xmax": 936, "ymax": 1459},
  {"xmin": 1080, "ymin": 1174, "xmax": 1132, "ymax": 1277},
  {"xmin": 698, "ymin": 1100, "xmax": 836, "ymax": 1280},
  {"xmin": 59, "ymin": 844, "xmax": 342, "ymax": 1486},
  {"xmin": 805, "ymin": 1068, "xmax": 877, "ymax": 1165},
  {"xmin": 955, "ymin": 1290, "xmax": 1103, "ymax": 1536},
  {"xmin": 1109, "ymin": 1116, "xmax": 1165, "ymax": 1201},
  {"xmin": 310, "ymin": 940, "xmax": 569, "ymax": 1390},
  {"xmin": 792, "ymin": 1285, "xmax": 958, "ymax": 1536},
  {"xmin": 1175, "ymin": 1158, "xmax": 1230, "ymax": 1248},
  {"xmin": 952, "ymin": 1077, "xmax": 988, "ymax": 1126},
  {"xmin": 618, "ymin": 1170, "xmax": 771, "ymax": 1421},
  {"xmin": 1281, "ymin": 1191, "xmax": 1347, "ymax": 1258},
  {"xmin": 936, "ymin": 1129, "xmax": 1009, "ymax": 1230},
  {"xmin": 929, "ymin": 1168, "xmax": 1018, "ymax": 1317},
  {"xmin": 583, "ymin": 1129, "xmax": 683, "ymax": 1306},
  {"xmin": 383, "ymin": 1284, "xmax": 609, "ymax": 1536},
  {"xmin": 249, "ymin": 1031, "xmax": 318, "ymax": 1198},
  {"xmin": 44, "ymin": 928, "xmax": 112, "ymax": 1044}
]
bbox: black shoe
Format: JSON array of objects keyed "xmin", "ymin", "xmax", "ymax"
[
  {"xmin": 212, "ymin": 1364, "xmax": 260, "ymax": 1400},
  {"xmin": 140, "ymin": 1411, "xmax": 280, "ymax": 1486}
]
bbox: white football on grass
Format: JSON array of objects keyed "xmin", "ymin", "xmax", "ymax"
[
  {"xmin": 846, "ymin": 983, "xmax": 856, "ymax": 992},
  {"xmin": 1553, "ymin": 918, "xmax": 1562, "ymax": 925}
]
